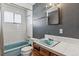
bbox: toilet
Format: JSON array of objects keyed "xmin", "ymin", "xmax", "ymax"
[{"xmin": 21, "ymin": 46, "xmax": 33, "ymax": 56}]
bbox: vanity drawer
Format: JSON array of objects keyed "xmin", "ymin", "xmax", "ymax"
[{"xmin": 40, "ymin": 47, "xmax": 50, "ymax": 56}]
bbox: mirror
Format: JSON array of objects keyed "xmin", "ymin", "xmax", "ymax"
[{"xmin": 47, "ymin": 7, "xmax": 60, "ymax": 25}]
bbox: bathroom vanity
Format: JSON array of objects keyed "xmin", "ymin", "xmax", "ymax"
[
  {"xmin": 32, "ymin": 42, "xmax": 64, "ymax": 56},
  {"xmin": 31, "ymin": 34, "xmax": 79, "ymax": 56}
]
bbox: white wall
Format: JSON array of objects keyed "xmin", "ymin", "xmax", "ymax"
[
  {"xmin": 26, "ymin": 10, "xmax": 33, "ymax": 38},
  {"xmin": 14, "ymin": 3, "xmax": 33, "ymax": 38},
  {"xmin": 2, "ymin": 4, "xmax": 27, "ymax": 45}
]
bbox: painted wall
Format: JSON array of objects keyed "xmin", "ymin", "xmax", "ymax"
[{"xmin": 33, "ymin": 3, "xmax": 79, "ymax": 39}]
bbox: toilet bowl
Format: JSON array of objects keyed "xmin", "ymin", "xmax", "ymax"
[{"xmin": 21, "ymin": 46, "xmax": 33, "ymax": 56}]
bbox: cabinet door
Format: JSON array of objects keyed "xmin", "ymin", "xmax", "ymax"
[
  {"xmin": 33, "ymin": 43, "xmax": 40, "ymax": 51},
  {"xmin": 32, "ymin": 43, "xmax": 43, "ymax": 56},
  {"xmin": 40, "ymin": 47, "xmax": 50, "ymax": 56},
  {"xmin": 32, "ymin": 49, "xmax": 40, "ymax": 56}
]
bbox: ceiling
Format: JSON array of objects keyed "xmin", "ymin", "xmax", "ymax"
[{"xmin": 15, "ymin": 3, "xmax": 35, "ymax": 10}]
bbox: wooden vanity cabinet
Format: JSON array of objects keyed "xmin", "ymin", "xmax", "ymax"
[
  {"xmin": 32, "ymin": 42, "xmax": 59, "ymax": 56},
  {"xmin": 40, "ymin": 47, "xmax": 50, "ymax": 56},
  {"xmin": 50, "ymin": 52, "xmax": 58, "ymax": 56},
  {"xmin": 33, "ymin": 43, "xmax": 40, "ymax": 51},
  {"xmin": 32, "ymin": 49, "xmax": 40, "ymax": 56},
  {"xmin": 32, "ymin": 43, "xmax": 43, "ymax": 56}
]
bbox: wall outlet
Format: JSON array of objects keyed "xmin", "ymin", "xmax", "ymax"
[{"xmin": 59, "ymin": 29, "xmax": 63, "ymax": 34}]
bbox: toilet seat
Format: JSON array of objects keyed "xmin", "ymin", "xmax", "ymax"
[{"xmin": 21, "ymin": 46, "xmax": 33, "ymax": 56}]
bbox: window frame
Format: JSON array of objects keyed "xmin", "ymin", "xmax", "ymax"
[{"xmin": 4, "ymin": 11, "xmax": 22, "ymax": 24}]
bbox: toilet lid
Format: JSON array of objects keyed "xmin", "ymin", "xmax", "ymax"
[{"xmin": 21, "ymin": 46, "xmax": 33, "ymax": 52}]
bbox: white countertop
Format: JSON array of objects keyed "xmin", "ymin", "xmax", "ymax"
[
  {"xmin": 52, "ymin": 42, "xmax": 79, "ymax": 56},
  {"xmin": 31, "ymin": 38, "xmax": 79, "ymax": 56}
]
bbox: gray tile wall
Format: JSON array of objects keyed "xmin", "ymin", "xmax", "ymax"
[{"xmin": 33, "ymin": 3, "xmax": 79, "ymax": 39}]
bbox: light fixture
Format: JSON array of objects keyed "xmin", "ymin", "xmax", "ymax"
[
  {"xmin": 49, "ymin": 3, "xmax": 52, "ymax": 6},
  {"xmin": 46, "ymin": 3, "xmax": 60, "ymax": 9}
]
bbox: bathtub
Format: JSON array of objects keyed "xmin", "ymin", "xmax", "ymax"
[{"xmin": 4, "ymin": 40, "xmax": 32, "ymax": 56}]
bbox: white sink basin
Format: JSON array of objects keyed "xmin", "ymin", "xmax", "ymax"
[{"xmin": 39, "ymin": 39, "xmax": 59, "ymax": 47}]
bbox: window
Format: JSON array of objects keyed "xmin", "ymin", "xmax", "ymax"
[
  {"xmin": 4, "ymin": 11, "xmax": 21, "ymax": 23},
  {"xmin": 4, "ymin": 11, "xmax": 13, "ymax": 23},
  {"xmin": 14, "ymin": 14, "xmax": 21, "ymax": 23}
]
